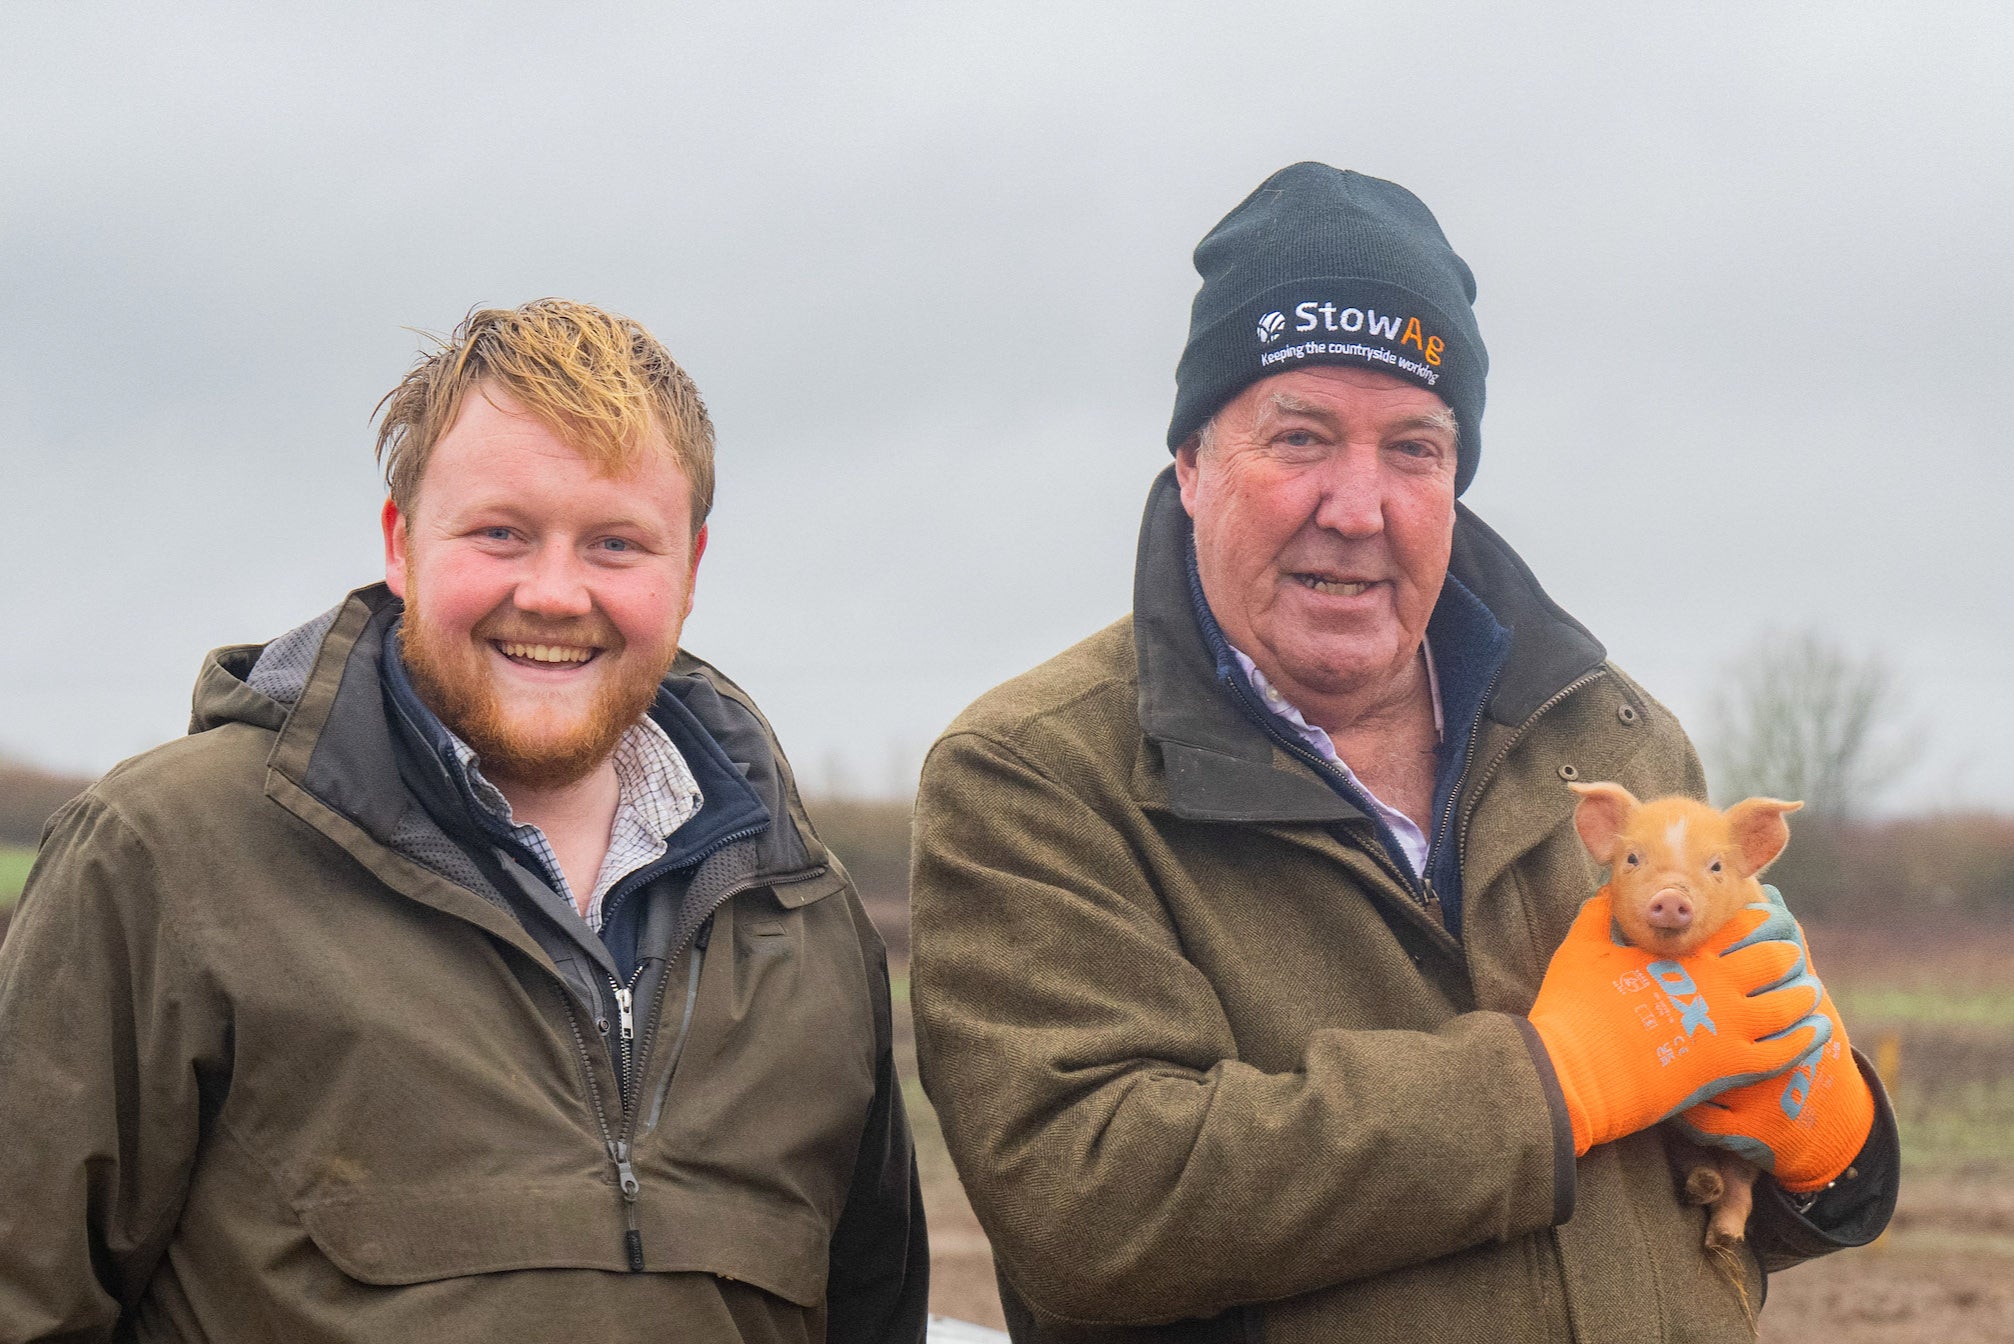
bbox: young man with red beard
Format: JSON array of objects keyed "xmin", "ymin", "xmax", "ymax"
[{"xmin": 0, "ymin": 300, "xmax": 927, "ymax": 1344}]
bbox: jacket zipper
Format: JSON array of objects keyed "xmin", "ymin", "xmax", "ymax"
[
  {"xmin": 556, "ymin": 993, "xmax": 644, "ymax": 1267},
  {"xmin": 1216, "ymin": 665, "xmax": 1436, "ymax": 911},
  {"xmin": 608, "ymin": 972, "xmax": 641, "ymax": 1103},
  {"xmin": 592, "ymin": 819, "xmax": 769, "ymax": 1107},
  {"xmin": 557, "ymin": 957, "xmax": 666, "ymax": 1273},
  {"xmin": 1454, "ymin": 669, "xmax": 1608, "ymax": 862},
  {"xmin": 1412, "ymin": 666, "xmax": 1607, "ymax": 935},
  {"xmin": 562, "ymin": 848, "xmax": 819, "ymax": 1273},
  {"xmin": 1413, "ymin": 661, "xmax": 1506, "ymax": 917}
]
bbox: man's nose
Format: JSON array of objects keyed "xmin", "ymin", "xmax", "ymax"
[
  {"xmin": 1309, "ymin": 446, "xmax": 1385, "ymax": 538},
  {"xmin": 512, "ymin": 541, "xmax": 595, "ymax": 618}
]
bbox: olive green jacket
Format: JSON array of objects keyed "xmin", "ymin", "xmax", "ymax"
[
  {"xmin": 910, "ymin": 469, "xmax": 1896, "ymax": 1343},
  {"xmin": 0, "ymin": 586, "xmax": 926, "ymax": 1343}
]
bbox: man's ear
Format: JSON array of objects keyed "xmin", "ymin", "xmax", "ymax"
[
  {"xmin": 1173, "ymin": 437, "xmax": 1203, "ymax": 518},
  {"xmin": 1569, "ymin": 781, "xmax": 1639, "ymax": 865},
  {"xmin": 1725, "ymin": 797, "xmax": 1803, "ymax": 877},
  {"xmin": 382, "ymin": 498, "xmax": 409, "ymax": 599},
  {"xmin": 683, "ymin": 524, "xmax": 708, "ymax": 618}
]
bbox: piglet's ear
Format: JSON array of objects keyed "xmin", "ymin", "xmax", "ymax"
[
  {"xmin": 1570, "ymin": 781, "xmax": 1639, "ymax": 865},
  {"xmin": 1725, "ymin": 797, "xmax": 1803, "ymax": 877}
]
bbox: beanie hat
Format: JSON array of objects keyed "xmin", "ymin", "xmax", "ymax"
[{"xmin": 1169, "ymin": 163, "xmax": 1488, "ymax": 496}]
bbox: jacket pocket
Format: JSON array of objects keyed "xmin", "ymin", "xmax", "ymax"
[
  {"xmin": 297, "ymin": 1182, "xmax": 630, "ymax": 1283},
  {"xmin": 296, "ymin": 1180, "xmax": 832, "ymax": 1306},
  {"xmin": 632, "ymin": 1180, "xmax": 834, "ymax": 1307}
]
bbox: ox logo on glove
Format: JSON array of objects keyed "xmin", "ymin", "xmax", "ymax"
[{"xmin": 1647, "ymin": 961, "xmax": 1719, "ymax": 1037}]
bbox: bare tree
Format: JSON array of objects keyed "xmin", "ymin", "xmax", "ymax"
[{"xmin": 1705, "ymin": 630, "xmax": 1912, "ymax": 819}]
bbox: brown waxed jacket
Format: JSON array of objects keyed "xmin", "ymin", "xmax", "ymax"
[
  {"xmin": 0, "ymin": 586, "xmax": 927, "ymax": 1343},
  {"xmin": 909, "ymin": 468, "xmax": 1897, "ymax": 1344}
]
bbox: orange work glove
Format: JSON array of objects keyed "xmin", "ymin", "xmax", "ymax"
[
  {"xmin": 1675, "ymin": 900, "xmax": 1875, "ymax": 1191},
  {"xmin": 1529, "ymin": 886, "xmax": 1830, "ymax": 1155}
]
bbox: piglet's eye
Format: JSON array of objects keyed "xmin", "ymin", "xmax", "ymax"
[
  {"xmin": 1708, "ymin": 858, "xmax": 1724, "ymax": 874},
  {"xmin": 1624, "ymin": 853, "xmax": 1640, "ymax": 868}
]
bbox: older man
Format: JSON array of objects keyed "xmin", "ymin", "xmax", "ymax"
[
  {"xmin": 910, "ymin": 165, "xmax": 1897, "ymax": 1341},
  {"xmin": 0, "ymin": 301, "xmax": 926, "ymax": 1342}
]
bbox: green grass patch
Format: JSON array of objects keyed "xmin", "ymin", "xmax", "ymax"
[
  {"xmin": 0, "ymin": 844, "xmax": 35, "ymax": 910},
  {"xmin": 1835, "ymin": 985, "xmax": 2014, "ymax": 1029},
  {"xmin": 1894, "ymin": 1078, "xmax": 2014, "ymax": 1175}
]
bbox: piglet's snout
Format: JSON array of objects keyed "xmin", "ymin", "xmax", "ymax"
[{"xmin": 1645, "ymin": 886, "xmax": 1694, "ymax": 931}]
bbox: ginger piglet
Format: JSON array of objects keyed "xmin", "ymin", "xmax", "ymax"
[{"xmin": 1567, "ymin": 782, "xmax": 1804, "ymax": 1256}]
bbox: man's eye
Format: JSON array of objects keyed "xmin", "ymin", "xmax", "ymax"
[
  {"xmin": 598, "ymin": 537, "xmax": 634, "ymax": 553},
  {"xmin": 480, "ymin": 526, "xmax": 515, "ymax": 541},
  {"xmin": 1394, "ymin": 439, "xmax": 1439, "ymax": 458}
]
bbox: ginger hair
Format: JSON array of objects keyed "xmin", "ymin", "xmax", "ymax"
[{"xmin": 374, "ymin": 299, "xmax": 715, "ymax": 529}]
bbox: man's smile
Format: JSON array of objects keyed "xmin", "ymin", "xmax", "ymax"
[
  {"xmin": 492, "ymin": 639, "xmax": 601, "ymax": 667},
  {"xmin": 1293, "ymin": 574, "xmax": 1375, "ymax": 598}
]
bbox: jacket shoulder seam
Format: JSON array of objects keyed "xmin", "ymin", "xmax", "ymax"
[
  {"xmin": 925, "ymin": 726, "xmax": 1072, "ymax": 794},
  {"xmin": 51, "ymin": 789, "xmax": 212, "ymax": 986},
  {"xmin": 940, "ymin": 669, "xmax": 1135, "ymax": 762}
]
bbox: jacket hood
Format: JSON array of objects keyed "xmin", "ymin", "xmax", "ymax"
[{"xmin": 189, "ymin": 597, "xmax": 346, "ymax": 734}]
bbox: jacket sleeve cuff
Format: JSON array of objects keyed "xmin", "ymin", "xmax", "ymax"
[
  {"xmin": 1514, "ymin": 1015, "xmax": 1577, "ymax": 1227},
  {"xmin": 1749, "ymin": 1048, "xmax": 1900, "ymax": 1269}
]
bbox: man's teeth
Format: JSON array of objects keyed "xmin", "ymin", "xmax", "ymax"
[
  {"xmin": 498, "ymin": 641, "xmax": 594, "ymax": 664},
  {"xmin": 1299, "ymin": 577, "xmax": 1370, "ymax": 596}
]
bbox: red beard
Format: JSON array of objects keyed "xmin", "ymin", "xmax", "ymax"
[{"xmin": 400, "ymin": 590, "xmax": 676, "ymax": 790}]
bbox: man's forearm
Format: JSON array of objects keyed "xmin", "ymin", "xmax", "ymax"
[{"xmin": 917, "ymin": 993, "xmax": 1567, "ymax": 1324}]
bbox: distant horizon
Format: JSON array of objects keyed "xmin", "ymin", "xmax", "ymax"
[{"xmin": 3, "ymin": 746, "xmax": 2004, "ymax": 822}]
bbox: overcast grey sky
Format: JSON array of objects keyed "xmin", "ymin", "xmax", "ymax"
[{"xmin": 4, "ymin": 3, "xmax": 2010, "ymax": 809}]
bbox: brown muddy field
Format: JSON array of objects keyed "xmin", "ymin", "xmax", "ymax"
[
  {"xmin": 1759, "ymin": 1175, "xmax": 2014, "ymax": 1344},
  {"xmin": 898, "ymin": 920, "xmax": 2014, "ymax": 1338}
]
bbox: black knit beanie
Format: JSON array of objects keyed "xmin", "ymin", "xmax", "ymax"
[{"xmin": 1169, "ymin": 163, "xmax": 1488, "ymax": 496}]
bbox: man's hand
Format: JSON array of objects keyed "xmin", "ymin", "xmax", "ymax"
[
  {"xmin": 1674, "ymin": 900, "xmax": 1875, "ymax": 1192},
  {"xmin": 1529, "ymin": 887, "xmax": 1830, "ymax": 1155}
]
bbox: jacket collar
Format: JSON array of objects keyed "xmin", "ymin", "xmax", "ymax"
[
  {"xmin": 239, "ymin": 585, "xmax": 826, "ymax": 894},
  {"xmin": 1132, "ymin": 465, "xmax": 1605, "ymax": 822}
]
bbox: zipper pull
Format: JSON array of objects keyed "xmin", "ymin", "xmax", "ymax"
[
  {"xmin": 608, "ymin": 1139, "xmax": 645, "ymax": 1272},
  {"xmin": 613, "ymin": 984, "xmax": 635, "ymax": 1041},
  {"xmin": 1419, "ymin": 880, "xmax": 1447, "ymax": 929},
  {"xmin": 613, "ymin": 1146, "xmax": 641, "ymax": 1203}
]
